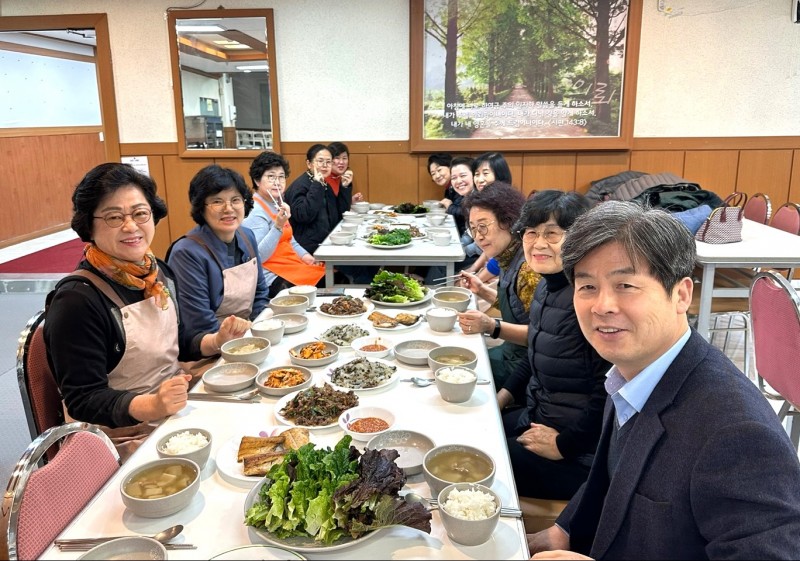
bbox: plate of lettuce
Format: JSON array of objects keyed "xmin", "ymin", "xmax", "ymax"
[
  {"xmin": 363, "ymin": 271, "xmax": 430, "ymax": 307},
  {"xmin": 243, "ymin": 435, "xmax": 431, "ymax": 551}
]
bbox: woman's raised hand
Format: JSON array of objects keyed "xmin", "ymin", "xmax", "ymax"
[
  {"xmin": 342, "ymin": 169, "xmax": 354, "ymax": 187},
  {"xmin": 459, "ymin": 270, "xmax": 483, "ymax": 293},
  {"xmin": 276, "ymin": 202, "xmax": 291, "ymax": 227}
]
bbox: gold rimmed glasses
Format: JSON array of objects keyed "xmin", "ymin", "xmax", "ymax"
[
  {"xmin": 519, "ymin": 228, "xmax": 565, "ymax": 244},
  {"xmin": 467, "ymin": 221, "xmax": 496, "ymax": 239},
  {"xmin": 93, "ymin": 208, "xmax": 152, "ymax": 228},
  {"xmin": 205, "ymin": 197, "xmax": 245, "ymax": 212}
]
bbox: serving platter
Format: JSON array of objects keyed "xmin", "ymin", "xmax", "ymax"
[
  {"xmin": 316, "ymin": 301, "xmax": 373, "ymax": 318},
  {"xmin": 368, "ymin": 289, "xmax": 432, "ymax": 308},
  {"xmin": 273, "ymin": 387, "xmax": 357, "ymax": 430},
  {"xmin": 325, "ymin": 357, "xmax": 399, "ymax": 393},
  {"xmin": 366, "ymin": 241, "xmax": 413, "ymax": 250}
]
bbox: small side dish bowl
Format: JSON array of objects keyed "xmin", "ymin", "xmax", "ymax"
[
  {"xmin": 369, "ymin": 202, "xmax": 386, "ymax": 210},
  {"xmin": 288, "ymin": 284, "xmax": 318, "ymax": 307},
  {"xmin": 269, "ymin": 295, "xmax": 310, "ymax": 315},
  {"xmin": 351, "ymin": 335, "xmax": 394, "ymax": 359},
  {"xmin": 352, "ymin": 201, "xmax": 371, "ymax": 214},
  {"xmin": 338, "ymin": 405, "xmax": 395, "ymax": 442},
  {"xmin": 428, "ymin": 345, "xmax": 478, "ymax": 372},
  {"xmin": 437, "ymin": 483, "xmax": 501, "ymax": 546},
  {"xmin": 338, "ymin": 222, "xmax": 359, "ymax": 233},
  {"xmin": 77, "ymin": 537, "xmax": 167, "ymax": 560},
  {"xmin": 120, "ymin": 457, "xmax": 200, "ymax": 518},
  {"xmin": 366, "ymin": 430, "xmax": 435, "ymax": 476},
  {"xmin": 156, "ymin": 427, "xmax": 212, "ymax": 470},
  {"xmin": 394, "ymin": 340, "xmax": 441, "ymax": 366},
  {"xmin": 255, "ymin": 365, "xmax": 314, "ymax": 397},
  {"xmin": 330, "ymin": 232, "xmax": 356, "ymax": 245},
  {"xmin": 434, "ymin": 366, "xmax": 478, "ymax": 403},
  {"xmin": 250, "ymin": 318, "xmax": 285, "ymax": 346},
  {"xmin": 432, "ymin": 290, "xmax": 471, "ymax": 312},
  {"xmin": 220, "ymin": 336, "xmax": 271, "ymax": 365},
  {"xmin": 422, "ymin": 444, "xmax": 496, "ymax": 497},
  {"xmin": 272, "ymin": 313, "xmax": 309, "ymax": 334},
  {"xmin": 202, "ymin": 362, "xmax": 259, "ymax": 393},
  {"xmin": 289, "ymin": 341, "xmax": 340, "ymax": 367},
  {"xmin": 427, "ymin": 213, "xmax": 447, "ymax": 226}
]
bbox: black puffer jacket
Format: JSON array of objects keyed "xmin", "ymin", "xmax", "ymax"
[
  {"xmin": 503, "ymin": 271, "xmax": 610, "ymax": 460},
  {"xmin": 285, "ymin": 172, "xmax": 337, "ymax": 254}
]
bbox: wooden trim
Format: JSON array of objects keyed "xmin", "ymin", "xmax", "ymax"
[
  {"xmin": 633, "ymin": 137, "xmax": 800, "ymax": 151},
  {"xmin": 0, "ymin": 126, "xmax": 101, "ymax": 138},
  {"xmin": 280, "ymin": 141, "xmax": 411, "ymax": 156},
  {"xmin": 120, "ymin": 142, "xmax": 179, "ymax": 156},
  {"xmin": 0, "ymin": 224, "xmax": 72, "ymax": 250},
  {"xmin": 0, "ymin": 39, "xmax": 95, "ymax": 63},
  {"xmin": 408, "ymin": 0, "xmax": 643, "ymax": 153}
]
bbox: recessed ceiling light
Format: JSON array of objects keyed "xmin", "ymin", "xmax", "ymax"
[
  {"xmin": 176, "ymin": 24, "xmax": 225, "ymax": 32},
  {"xmin": 236, "ymin": 64, "xmax": 269, "ymax": 71}
]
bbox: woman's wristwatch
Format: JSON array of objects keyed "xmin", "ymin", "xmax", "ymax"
[{"xmin": 490, "ymin": 319, "xmax": 501, "ymax": 339}]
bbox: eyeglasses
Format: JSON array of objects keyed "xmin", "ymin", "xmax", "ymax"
[
  {"xmin": 467, "ymin": 221, "xmax": 496, "ymax": 239},
  {"xmin": 205, "ymin": 197, "xmax": 245, "ymax": 212},
  {"xmin": 519, "ymin": 228, "xmax": 565, "ymax": 244},
  {"xmin": 313, "ymin": 158, "xmax": 332, "ymax": 167},
  {"xmin": 263, "ymin": 174, "xmax": 286, "ymax": 183},
  {"xmin": 93, "ymin": 208, "xmax": 152, "ymax": 228}
]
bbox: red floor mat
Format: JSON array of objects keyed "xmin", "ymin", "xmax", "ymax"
[{"xmin": 0, "ymin": 239, "xmax": 86, "ymax": 274}]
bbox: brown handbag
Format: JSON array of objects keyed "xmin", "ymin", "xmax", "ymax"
[{"xmin": 694, "ymin": 194, "xmax": 744, "ymax": 244}]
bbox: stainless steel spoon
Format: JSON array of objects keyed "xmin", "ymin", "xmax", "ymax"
[
  {"xmin": 402, "ymin": 492, "xmax": 522, "ymax": 518},
  {"xmin": 54, "ymin": 524, "xmax": 184, "ymax": 545},
  {"xmin": 405, "ymin": 377, "xmax": 491, "ymax": 387}
]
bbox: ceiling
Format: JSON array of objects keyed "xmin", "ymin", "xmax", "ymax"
[{"xmin": 175, "ymin": 16, "xmax": 269, "ymax": 76}]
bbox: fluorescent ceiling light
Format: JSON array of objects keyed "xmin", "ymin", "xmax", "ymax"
[
  {"xmin": 222, "ymin": 44, "xmax": 251, "ymax": 49},
  {"xmin": 236, "ymin": 64, "xmax": 268, "ymax": 71},
  {"xmin": 176, "ymin": 24, "xmax": 225, "ymax": 32}
]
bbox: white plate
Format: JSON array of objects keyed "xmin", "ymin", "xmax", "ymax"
[
  {"xmin": 317, "ymin": 323, "xmax": 371, "ymax": 349},
  {"xmin": 368, "ymin": 288, "xmax": 432, "ymax": 308},
  {"xmin": 316, "ymin": 300, "xmax": 373, "ymax": 319},
  {"xmin": 366, "ymin": 241, "xmax": 413, "ymax": 250},
  {"xmin": 244, "ymin": 481, "xmax": 380, "ymax": 552},
  {"xmin": 216, "ymin": 427, "xmax": 315, "ymax": 488},
  {"xmin": 326, "ymin": 357, "xmax": 399, "ymax": 393},
  {"xmin": 210, "ymin": 544, "xmax": 306, "ymax": 560},
  {"xmin": 382, "ymin": 204, "xmax": 429, "ymax": 218},
  {"xmin": 274, "ymin": 387, "xmax": 358, "ymax": 430},
  {"xmin": 372, "ymin": 314, "xmax": 424, "ymax": 332}
]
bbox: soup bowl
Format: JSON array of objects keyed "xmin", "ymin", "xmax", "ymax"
[
  {"xmin": 427, "ymin": 345, "xmax": 478, "ymax": 372},
  {"xmin": 120, "ymin": 457, "xmax": 200, "ymax": 518},
  {"xmin": 269, "ymin": 295, "xmax": 309, "ymax": 315},
  {"xmin": 432, "ymin": 290, "xmax": 471, "ymax": 312},
  {"xmin": 422, "ymin": 444, "xmax": 496, "ymax": 497}
]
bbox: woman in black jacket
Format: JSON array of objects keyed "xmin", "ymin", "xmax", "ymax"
[{"xmin": 499, "ymin": 190, "xmax": 610, "ymax": 500}]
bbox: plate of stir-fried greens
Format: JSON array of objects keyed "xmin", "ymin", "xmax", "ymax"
[
  {"xmin": 274, "ymin": 384, "xmax": 358, "ymax": 429},
  {"xmin": 243, "ymin": 435, "xmax": 432, "ymax": 551}
]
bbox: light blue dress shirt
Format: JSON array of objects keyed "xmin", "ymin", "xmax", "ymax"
[{"xmin": 605, "ymin": 327, "xmax": 691, "ymax": 427}]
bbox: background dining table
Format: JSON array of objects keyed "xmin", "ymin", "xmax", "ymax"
[
  {"xmin": 40, "ymin": 289, "xmax": 530, "ymax": 560},
  {"xmin": 313, "ymin": 212, "xmax": 466, "ymax": 287}
]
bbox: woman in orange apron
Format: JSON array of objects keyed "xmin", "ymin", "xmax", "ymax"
[
  {"xmin": 243, "ymin": 151, "xmax": 324, "ymax": 297},
  {"xmin": 45, "ymin": 163, "xmax": 245, "ymax": 461}
]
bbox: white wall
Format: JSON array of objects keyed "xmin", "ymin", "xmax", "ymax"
[{"xmin": 1, "ymin": 0, "xmax": 798, "ymax": 142}]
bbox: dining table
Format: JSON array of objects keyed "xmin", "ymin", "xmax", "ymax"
[
  {"xmin": 694, "ymin": 218, "xmax": 800, "ymax": 340},
  {"xmin": 313, "ymin": 211, "xmax": 466, "ymax": 288},
  {"xmin": 40, "ymin": 289, "xmax": 530, "ymax": 560}
]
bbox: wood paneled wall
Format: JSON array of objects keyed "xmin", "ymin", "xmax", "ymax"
[
  {"xmin": 0, "ymin": 129, "xmax": 105, "ymax": 246},
  {"xmin": 6, "ymin": 136, "xmax": 796, "ymax": 256}
]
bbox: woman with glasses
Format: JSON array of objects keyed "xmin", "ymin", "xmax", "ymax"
[
  {"xmin": 44, "ymin": 163, "xmax": 241, "ymax": 460},
  {"xmin": 499, "ymin": 190, "xmax": 609, "ymax": 500},
  {"xmin": 243, "ymin": 151, "xmax": 324, "ymax": 297},
  {"xmin": 167, "ymin": 165, "xmax": 269, "ymax": 365},
  {"xmin": 284, "ymin": 144, "xmax": 340, "ymax": 255},
  {"xmin": 457, "ymin": 183, "xmax": 540, "ymax": 387}
]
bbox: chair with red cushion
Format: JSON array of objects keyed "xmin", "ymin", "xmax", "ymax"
[
  {"xmin": 770, "ymin": 202, "xmax": 800, "ymax": 235},
  {"xmin": 16, "ymin": 310, "xmax": 64, "ymax": 461},
  {"xmin": 749, "ymin": 270, "xmax": 800, "ymax": 449},
  {"xmin": 743, "ymin": 192, "xmax": 772, "ymax": 224},
  {"xmin": 0, "ymin": 422, "xmax": 120, "ymax": 560}
]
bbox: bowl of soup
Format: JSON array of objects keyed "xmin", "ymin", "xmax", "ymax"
[
  {"xmin": 428, "ymin": 345, "xmax": 478, "ymax": 372},
  {"xmin": 432, "ymin": 290, "xmax": 471, "ymax": 312},
  {"xmin": 269, "ymin": 295, "xmax": 310, "ymax": 315},
  {"xmin": 220, "ymin": 336, "xmax": 270, "ymax": 365},
  {"xmin": 422, "ymin": 444, "xmax": 496, "ymax": 497},
  {"xmin": 120, "ymin": 457, "xmax": 200, "ymax": 518}
]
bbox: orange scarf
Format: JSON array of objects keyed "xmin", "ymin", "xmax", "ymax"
[{"xmin": 84, "ymin": 244, "xmax": 171, "ymax": 310}]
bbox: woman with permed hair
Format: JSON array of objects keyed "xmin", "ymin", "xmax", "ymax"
[
  {"xmin": 167, "ymin": 164, "xmax": 269, "ymax": 359},
  {"xmin": 243, "ymin": 151, "xmax": 324, "ymax": 296},
  {"xmin": 44, "ymin": 163, "xmax": 244, "ymax": 460},
  {"xmin": 456, "ymin": 182, "xmax": 541, "ymax": 387}
]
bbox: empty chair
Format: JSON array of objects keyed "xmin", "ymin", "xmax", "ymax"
[
  {"xmin": 743, "ymin": 192, "xmax": 772, "ymax": 224},
  {"xmin": 749, "ymin": 270, "xmax": 800, "ymax": 449},
  {"xmin": 16, "ymin": 310, "xmax": 64, "ymax": 460},
  {"xmin": 1, "ymin": 422, "xmax": 120, "ymax": 560},
  {"xmin": 770, "ymin": 202, "xmax": 800, "ymax": 236}
]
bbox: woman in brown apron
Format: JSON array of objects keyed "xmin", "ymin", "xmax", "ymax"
[
  {"xmin": 243, "ymin": 151, "xmax": 324, "ymax": 297},
  {"xmin": 44, "ymin": 163, "xmax": 241, "ymax": 461},
  {"xmin": 167, "ymin": 165, "xmax": 271, "ymax": 377}
]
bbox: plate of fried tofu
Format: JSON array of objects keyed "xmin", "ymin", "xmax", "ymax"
[{"xmin": 216, "ymin": 427, "xmax": 311, "ymax": 487}]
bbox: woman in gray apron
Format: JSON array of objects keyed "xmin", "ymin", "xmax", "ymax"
[
  {"xmin": 167, "ymin": 165, "xmax": 270, "ymax": 378},
  {"xmin": 45, "ymin": 163, "xmax": 245, "ymax": 461},
  {"xmin": 456, "ymin": 183, "xmax": 540, "ymax": 388}
]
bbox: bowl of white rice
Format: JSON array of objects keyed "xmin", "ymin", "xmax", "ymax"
[
  {"xmin": 156, "ymin": 428, "xmax": 212, "ymax": 470},
  {"xmin": 434, "ymin": 366, "xmax": 478, "ymax": 403},
  {"xmin": 437, "ymin": 483, "xmax": 501, "ymax": 546}
]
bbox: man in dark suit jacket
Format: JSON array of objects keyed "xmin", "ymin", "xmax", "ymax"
[{"xmin": 528, "ymin": 201, "xmax": 800, "ymax": 560}]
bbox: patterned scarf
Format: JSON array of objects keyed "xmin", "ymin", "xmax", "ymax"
[{"xmin": 84, "ymin": 243, "xmax": 171, "ymax": 310}]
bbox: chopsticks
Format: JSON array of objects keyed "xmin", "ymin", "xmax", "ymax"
[
  {"xmin": 57, "ymin": 543, "xmax": 197, "ymax": 551},
  {"xmin": 430, "ymin": 273, "xmax": 464, "ymax": 283}
]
